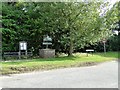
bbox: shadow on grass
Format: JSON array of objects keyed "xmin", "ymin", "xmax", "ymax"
[
  {"xmin": 94, "ymin": 51, "xmax": 119, "ymax": 59},
  {"xmin": 34, "ymin": 56, "xmax": 77, "ymax": 62},
  {"xmin": 1, "ymin": 52, "xmax": 118, "ymax": 65},
  {"xmin": 1, "ymin": 56, "xmax": 77, "ymax": 65}
]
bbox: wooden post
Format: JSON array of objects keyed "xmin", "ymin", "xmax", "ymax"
[
  {"xmin": 25, "ymin": 50, "xmax": 27, "ymax": 59},
  {"xmin": 18, "ymin": 50, "xmax": 21, "ymax": 59},
  {"xmin": 87, "ymin": 52, "xmax": 88, "ymax": 57}
]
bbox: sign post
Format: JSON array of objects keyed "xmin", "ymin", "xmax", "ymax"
[
  {"xmin": 43, "ymin": 35, "xmax": 52, "ymax": 48},
  {"xmin": 19, "ymin": 41, "xmax": 27, "ymax": 59},
  {"xmin": 39, "ymin": 35, "xmax": 55, "ymax": 58},
  {"xmin": 102, "ymin": 39, "xmax": 106, "ymax": 55}
]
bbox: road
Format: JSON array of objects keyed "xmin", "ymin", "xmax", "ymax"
[{"xmin": 0, "ymin": 61, "xmax": 118, "ymax": 88}]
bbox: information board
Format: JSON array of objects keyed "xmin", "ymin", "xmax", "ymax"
[{"xmin": 19, "ymin": 41, "xmax": 27, "ymax": 50}]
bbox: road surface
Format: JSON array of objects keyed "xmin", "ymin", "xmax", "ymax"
[{"xmin": 0, "ymin": 61, "xmax": 118, "ymax": 88}]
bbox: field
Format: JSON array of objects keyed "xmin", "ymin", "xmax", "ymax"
[{"xmin": 0, "ymin": 52, "xmax": 118, "ymax": 75}]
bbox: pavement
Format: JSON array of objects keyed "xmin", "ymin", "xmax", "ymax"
[{"xmin": 0, "ymin": 61, "xmax": 118, "ymax": 88}]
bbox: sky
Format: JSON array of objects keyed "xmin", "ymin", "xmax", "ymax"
[
  {"xmin": 108, "ymin": 0, "xmax": 119, "ymax": 9},
  {"xmin": 100, "ymin": 0, "xmax": 119, "ymax": 16}
]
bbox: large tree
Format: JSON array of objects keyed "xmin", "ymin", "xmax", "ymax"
[{"xmin": 2, "ymin": 1, "xmax": 118, "ymax": 56}]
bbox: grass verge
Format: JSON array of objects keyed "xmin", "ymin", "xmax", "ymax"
[{"xmin": 0, "ymin": 52, "xmax": 118, "ymax": 75}]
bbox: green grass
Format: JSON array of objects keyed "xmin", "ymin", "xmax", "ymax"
[{"xmin": 0, "ymin": 52, "xmax": 118, "ymax": 75}]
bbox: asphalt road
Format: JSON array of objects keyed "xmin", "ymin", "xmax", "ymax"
[{"xmin": 0, "ymin": 61, "xmax": 118, "ymax": 88}]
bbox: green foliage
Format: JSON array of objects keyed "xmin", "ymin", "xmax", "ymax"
[
  {"xmin": 83, "ymin": 34, "xmax": 119, "ymax": 52},
  {"xmin": 107, "ymin": 35, "xmax": 119, "ymax": 51},
  {"xmin": 2, "ymin": 2, "xmax": 119, "ymax": 56}
]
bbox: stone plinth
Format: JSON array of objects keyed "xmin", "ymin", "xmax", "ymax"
[{"xmin": 39, "ymin": 49, "xmax": 55, "ymax": 58}]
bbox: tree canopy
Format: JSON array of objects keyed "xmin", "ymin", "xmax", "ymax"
[{"xmin": 2, "ymin": 1, "xmax": 119, "ymax": 56}]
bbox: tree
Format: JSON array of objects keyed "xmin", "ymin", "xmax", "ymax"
[{"xmin": 2, "ymin": 1, "xmax": 118, "ymax": 56}]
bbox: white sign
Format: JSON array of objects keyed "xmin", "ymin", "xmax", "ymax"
[
  {"xmin": 86, "ymin": 49, "xmax": 94, "ymax": 52},
  {"xmin": 43, "ymin": 42, "xmax": 52, "ymax": 45},
  {"xmin": 19, "ymin": 41, "xmax": 27, "ymax": 50}
]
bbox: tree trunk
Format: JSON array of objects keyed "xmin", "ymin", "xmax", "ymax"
[
  {"xmin": 68, "ymin": 32, "xmax": 73, "ymax": 56},
  {"xmin": 68, "ymin": 38, "xmax": 73, "ymax": 56}
]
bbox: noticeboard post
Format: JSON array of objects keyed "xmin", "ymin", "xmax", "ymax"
[
  {"xmin": 19, "ymin": 41, "xmax": 27, "ymax": 50},
  {"xmin": 19, "ymin": 41, "xmax": 27, "ymax": 59}
]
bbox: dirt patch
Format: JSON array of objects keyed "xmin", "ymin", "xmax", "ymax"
[{"xmin": 1, "ymin": 61, "xmax": 103, "ymax": 75}]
